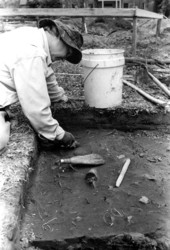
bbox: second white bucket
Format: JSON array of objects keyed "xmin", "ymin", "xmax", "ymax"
[{"xmin": 82, "ymin": 49, "xmax": 125, "ymax": 108}]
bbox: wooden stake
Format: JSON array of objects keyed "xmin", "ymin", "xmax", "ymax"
[
  {"xmin": 132, "ymin": 15, "xmax": 137, "ymax": 57},
  {"xmin": 147, "ymin": 71, "xmax": 170, "ymax": 98},
  {"xmin": 116, "ymin": 158, "xmax": 131, "ymax": 187},
  {"xmin": 123, "ymin": 79, "xmax": 167, "ymax": 106}
]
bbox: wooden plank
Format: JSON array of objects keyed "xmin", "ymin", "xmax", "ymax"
[
  {"xmin": 0, "ymin": 8, "xmax": 163, "ymax": 19},
  {"xmin": 135, "ymin": 8, "xmax": 163, "ymax": 19},
  {"xmin": 0, "ymin": 8, "xmax": 134, "ymax": 18}
]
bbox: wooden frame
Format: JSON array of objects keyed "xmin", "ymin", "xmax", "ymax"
[{"xmin": 0, "ymin": 8, "xmax": 163, "ymax": 56}]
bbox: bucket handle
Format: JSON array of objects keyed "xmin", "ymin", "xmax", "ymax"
[{"xmin": 82, "ymin": 64, "xmax": 99, "ymax": 84}]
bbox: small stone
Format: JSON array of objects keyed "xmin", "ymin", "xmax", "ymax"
[
  {"xmin": 139, "ymin": 196, "xmax": 149, "ymax": 204},
  {"xmin": 127, "ymin": 215, "xmax": 133, "ymax": 224},
  {"xmin": 147, "ymin": 157, "xmax": 157, "ymax": 163},
  {"xmin": 166, "ymin": 146, "xmax": 170, "ymax": 152},
  {"xmin": 157, "ymin": 157, "xmax": 162, "ymax": 162},
  {"xmin": 117, "ymin": 154, "xmax": 125, "ymax": 159},
  {"xmin": 143, "ymin": 174, "xmax": 156, "ymax": 181},
  {"xmin": 75, "ymin": 216, "xmax": 82, "ymax": 222},
  {"xmin": 108, "ymin": 185, "xmax": 114, "ymax": 191}
]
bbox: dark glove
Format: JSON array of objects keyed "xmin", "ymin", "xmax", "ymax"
[
  {"xmin": 59, "ymin": 132, "xmax": 76, "ymax": 148},
  {"xmin": 38, "ymin": 132, "xmax": 79, "ymax": 149}
]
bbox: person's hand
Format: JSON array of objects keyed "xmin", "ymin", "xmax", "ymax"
[
  {"xmin": 61, "ymin": 95, "xmax": 68, "ymax": 103},
  {"xmin": 57, "ymin": 96, "xmax": 80, "ymax": 109},
  {"xmin": 38, "ymin": 132, "xmax": 80, "ymax": 149},
  {"xmin": 59, "ymin": 131, "xmax": 78, "ymax": 148}
]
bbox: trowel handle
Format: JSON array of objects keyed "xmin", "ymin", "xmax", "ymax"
[
  {"xmin": 60, "ymin": 156, "xmax": 85, "ymax": 164},
  {"xmin": 60, "ymin": 158, "xmax": 72, "ymax": 164}
]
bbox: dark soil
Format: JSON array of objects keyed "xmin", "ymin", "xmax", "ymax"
[{"xmin": 21, "ymin": 128, "xmax": 170, "ymax": 249}]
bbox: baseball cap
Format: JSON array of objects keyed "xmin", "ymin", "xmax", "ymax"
[{"xmin": 38, "ymin": 19, "xmax": 83, "ymax": 64}]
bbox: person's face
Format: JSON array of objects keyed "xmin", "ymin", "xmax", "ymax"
[
  {"xmin": 45, "ymin": 27, "xmax": 72, "ymax": 62},
  {"xmin": 49, "ymin": 36, "xmax": 67, "ymax": 62}
]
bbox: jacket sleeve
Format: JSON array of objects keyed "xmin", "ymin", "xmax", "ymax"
[
  {"xmin": 46, "ymin": 66, "xmax": 68, "ymax": 103},
  {"xmin": 13, "ymin": 55, "xmax": 65, "ymax": 140}
]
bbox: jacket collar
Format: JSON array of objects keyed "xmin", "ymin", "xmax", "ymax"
[{"xmin": 39, "ymin": 28, "xmax": 52, "ymax": 66}]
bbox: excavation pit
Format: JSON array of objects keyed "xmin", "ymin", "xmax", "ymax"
[{"xmin": 21, "ymin": 108, "xmax": 170, "ymax": 249}]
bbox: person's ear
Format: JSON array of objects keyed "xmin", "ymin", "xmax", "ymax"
[
  {"xmin": 52, "ymin": 25, "xmax": 59, "ymax": 37},
  {"xmin": 43, "ymin": 25, "xmax": 58, "ymax": 37},
  {"xmin": 43, "ymin": 26, "xmax": 51, "ymax": 32}
]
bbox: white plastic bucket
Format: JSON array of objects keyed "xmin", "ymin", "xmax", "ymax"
[{"xmin": 81, "ymin": 49, "xmax": 125, "ymax": 108}]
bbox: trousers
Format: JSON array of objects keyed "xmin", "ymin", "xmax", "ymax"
[{"xmin": 0, "ymin": 110, "xmax": 10, "ymax": 154}]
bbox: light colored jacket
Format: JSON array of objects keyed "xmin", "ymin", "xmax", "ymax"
[{"xmin": 0, "ymin": 27, "xmax": 67, "ymax": 140}]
